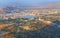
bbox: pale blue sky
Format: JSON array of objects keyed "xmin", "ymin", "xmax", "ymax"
[{"xmin": 0, "ymin": 0, "xmax": 60, "ymax": 6}]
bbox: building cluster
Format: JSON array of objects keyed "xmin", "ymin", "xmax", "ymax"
[{"xmin": 0, "ymin": 9, "xmax": 59, "ymax": 19}]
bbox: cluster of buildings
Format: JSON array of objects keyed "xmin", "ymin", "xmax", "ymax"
[{"xmin": 0, "ymin": 9, "xmax": 59, "ymax": 20}]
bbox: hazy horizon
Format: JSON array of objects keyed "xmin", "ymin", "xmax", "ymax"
[{"xmin": 0, "ymin": 0, "xmax": 60, "ymax": 7}]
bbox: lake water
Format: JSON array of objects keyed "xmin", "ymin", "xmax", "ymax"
[{"xmin": 24, "ymin": 16, "xmax": 37, "ymax": 18}]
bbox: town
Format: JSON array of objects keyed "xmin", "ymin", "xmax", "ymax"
[{"xmin": 0, "ymin": 9, "xmax": 60, "ymax": 20}]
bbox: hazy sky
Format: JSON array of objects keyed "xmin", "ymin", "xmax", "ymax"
[{"xmin": 0, "ymin": 0, "xmax": 60, "ymax": 6}]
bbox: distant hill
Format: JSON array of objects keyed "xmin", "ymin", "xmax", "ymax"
[
  {"xmin": 0, "ymin": 2, "xmax": 60, "ymax": 13},
  {"xmin": 27, "ymin": 2, "xmax": 60, "ymax": 9},
  {"xmin": 3, "ymin": 2, "xmax": 60, "ymax": 9},
  {"xmin": 42, "ymin": 2, "xmax": 60, "ymax": 9}
]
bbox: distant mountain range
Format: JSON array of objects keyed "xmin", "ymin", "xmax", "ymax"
[
  {"xmin": 2, "ymin": 2, "xmax": 60, "ymax": 8},
  {"xmin": 0, "ymin": 2, "xmax": 60, "ymax": 13},
  {"xmin": 41, "ymin": 2, "xmax": 60, "ymax": 9},
  {"xmin": 26, "ymin": 2, "xmax": 60, "ymax": 9}
]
